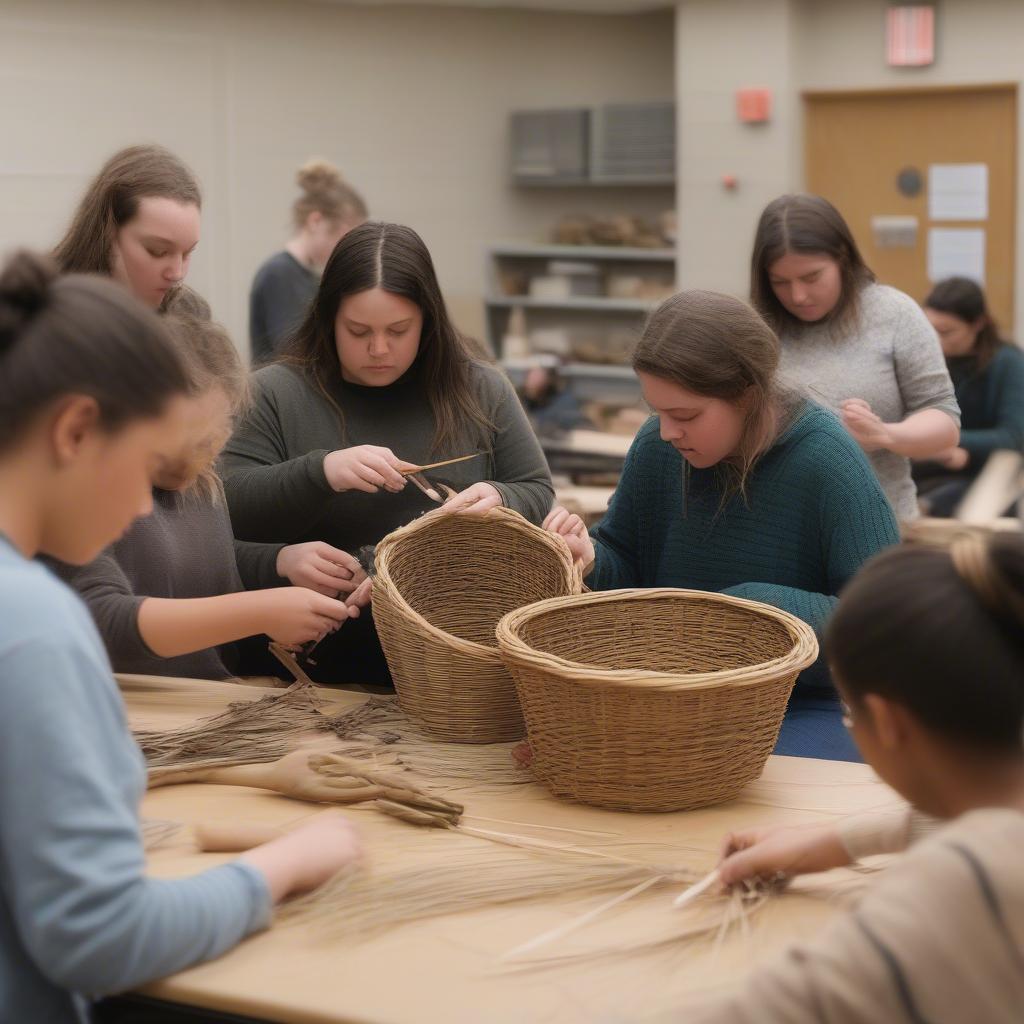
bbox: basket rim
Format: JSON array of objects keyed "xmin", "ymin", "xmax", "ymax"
[
  {"xmin": 374, "ymin": 505, "xmax": 581, "ymax": 658},
  {"xmin": 496, "ymin": 587, "xmax": 820, "ymax": 691}
]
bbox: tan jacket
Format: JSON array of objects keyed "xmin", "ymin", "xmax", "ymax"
[{"xmin": 690, "ymin": 808, "xmax": 1024, "ymax": 1023}]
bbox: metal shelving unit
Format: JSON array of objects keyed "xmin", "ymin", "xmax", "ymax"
[{"xmin": 485, "ymin": 243, "xmax": 676, "ymax": 404}]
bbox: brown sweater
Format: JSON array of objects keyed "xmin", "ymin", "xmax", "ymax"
[{"xmin": 688, "ymin": 808, "xmax": 1024, "ymax": 1023}]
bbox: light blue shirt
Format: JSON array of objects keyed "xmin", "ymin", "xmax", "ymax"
[{"xmin": 0, "ymin": 537, "xmax": 271, "ymax": 1022}]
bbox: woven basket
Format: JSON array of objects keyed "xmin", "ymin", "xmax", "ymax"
[
  {"xmin": 496, "ymin": 588, "xmax": 819, "ymax": 811},
  {"xmin": 372, "ymin": 506, "xmax": 581, "ymax": 742}
]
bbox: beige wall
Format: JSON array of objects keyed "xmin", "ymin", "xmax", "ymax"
[
  {"xmin": 674, "ymin": 0, "xmax": 799, "ymax": 294},
  {"xmin": 675, "ymin": 0, "xmax": 1024, "ymax": 332},
  {"xmin": 0, "ymin": 0, "xmax": 674, "ymax": 352}
]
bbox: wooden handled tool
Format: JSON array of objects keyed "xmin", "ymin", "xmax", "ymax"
[{"xmin": 400, "ymin": 453, "xmax": 481, "ymax": 475}]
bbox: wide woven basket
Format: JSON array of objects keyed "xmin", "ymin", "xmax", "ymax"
[
  {"xmin": 373, "ymin": 506, "xmax": 581, "ymax": 743},
  {"xmin": 496, "ymin": 588, "xmax": 819, "ymax": 812}
]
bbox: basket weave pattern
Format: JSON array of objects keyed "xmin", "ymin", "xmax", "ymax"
[
  {"xmin": 496, "ymin": 588, "xmax": 820, "ymax": 811},
  {"xmin": 373, "ymin": 507, "xmax": 581, "ymax": 742}
]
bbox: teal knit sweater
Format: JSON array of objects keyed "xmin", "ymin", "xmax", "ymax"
[
  {"xmin": 589, "ymin": 404, "xmax": 900, "ymax": 686},
  {"xmin": 947, "ymin": 343, "xmax": 1024, "ymax": 473}
]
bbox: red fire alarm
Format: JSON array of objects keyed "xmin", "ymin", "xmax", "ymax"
[{"xmin": 736, "ymin": 88, "xmax": 772, "ymax": 124}]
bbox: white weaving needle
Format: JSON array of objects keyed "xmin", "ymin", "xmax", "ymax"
[
  {"xmin": 671, "ymin": 868, "xmax": 720, "ymax": 910},
  {"xmin": 500, "ymin": 874, "xmax": 664, "ymax": 961}
]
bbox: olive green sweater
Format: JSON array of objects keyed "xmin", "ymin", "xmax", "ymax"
[{"xmin": 220, "ymin": 361, "xmax": 553, "ymax": 558}]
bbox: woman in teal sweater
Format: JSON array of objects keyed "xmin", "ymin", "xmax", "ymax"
[
  {"xmin": 545, "ymin": 290, "xmax": 900, "ymax": 761},
  {"xmin": 914, "ymin": 276, "xmax": 1024, "ymax": 516}
]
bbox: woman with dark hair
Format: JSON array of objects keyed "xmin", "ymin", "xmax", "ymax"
[
  {"xmin": 751, "ymin": 194, "xmax": 960, "ymax": 521},
  {"xmin": 250, "ymin": 159, "xmax": 368, "ymax": 365},
  {"xmin": 54, "ymin": 144, "xmax": 203, "ymax": 312},
  {"xmin": 688, "ymin": 532, "xmax": 1024, "ymax": 1022},
  {"xmin": 0, "ymin": 252, "xmax": 360, "ymax": 1023},
  {"xmin": 914, "ymin": 277, "xmax": 1024, "ymax": 516},
  {"xmin": 221, "ymin": 221, "xmax": 553, "ymax": 684},
  {"xmin": 544, "ymin": 289, "xmax": 899, "ymax": 761}
]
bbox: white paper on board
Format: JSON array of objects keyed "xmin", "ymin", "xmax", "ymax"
[
  {"xmin": 928, "ymin": 163, "xmax": 988, "ymax": 220},
  {"xmin": 927, "ymin": 228, "xmax": 986, "ymax": 285}
]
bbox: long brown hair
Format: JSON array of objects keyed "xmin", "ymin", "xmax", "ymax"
[
  {"xmin": 924, "ymin": 276, "xmax": 1004, "ymax": 373},
  {"xmin": 750, "ymin": 193, "xmax": 875, "ymax": 334},
  {"xmin": 162, "ymin": 313, "xmax": 248, "ymax": 502},
  {"xmin": 0, "ymin": 251, "xmax": 189, "ymax": 453},
  {"xmin": 633, "ymin": 289, "xmax": 790, "ymax": 505},
  {"xmin": 292, "ymin": 159, "xmax": 367, "ymax": 230},
  {"xmin": 53, "ymin": 145, "xmax": 201, "ymax": 309},
  {"xmin": 827, "ymin": 532, "xmax": 1024, "ymax": 751},
  {"xmin": 281, "ymin": 221, "xmax": 493, "ymax": 454}
]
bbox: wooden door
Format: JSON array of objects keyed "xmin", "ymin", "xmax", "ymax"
[{"xmin": 804, "ymin": 84, "xmax": 1016, "ymax": 327}]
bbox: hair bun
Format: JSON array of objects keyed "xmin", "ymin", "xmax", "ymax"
[
  {"xmin": 0, "ymin": 250, "xmax": 57, "ymax": 355},
  {"xmin": 296, "ymin": 159, "xmax": 344, "ymax": 194}
]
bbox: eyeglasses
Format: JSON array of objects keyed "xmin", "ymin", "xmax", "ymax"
[{"xmin": 841, "ymin": 700, "xmax": 854, "ymax": 730}]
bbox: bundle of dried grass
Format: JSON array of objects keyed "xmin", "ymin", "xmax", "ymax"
[
  {"xmin": 320, "ymin": 696, "xmax": 530, "ymax": 789},
  {"xmin": 136, "ymin": 681, "xmax": 323, "ymax": 775},
  {"xmin": 141, "ymin": 818, "xmax": 183, "ymax": 851},
  {"xmin": 502, "ymin": 878, "xmax": 776, "ymax": 973},
  {"xmin": 282, "ymin": 832, "xmax": 696, "ymax": 939}
]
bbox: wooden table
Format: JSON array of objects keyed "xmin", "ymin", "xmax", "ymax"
[{"xmin": 117, "ymin": 676, "xmax": 900, "ymax": 1024}]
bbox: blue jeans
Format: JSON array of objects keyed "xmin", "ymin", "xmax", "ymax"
[{"xmin": 773, "ymin": 693, "xmax": 863, "ymax": 762}]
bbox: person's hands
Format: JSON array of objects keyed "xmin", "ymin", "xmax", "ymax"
[
  {"xmin": 840, "ymin": 399, "xmax": 895, "ymax": 452},
  {"xmin": 542, "ymin": 506, "xmax": 595, "ymax": 574},
  {"xmin": 442, "ymin": 482, "xmax": 503, "ymax": 515},
  {"xmin": 276, "ymin": 541, "xmax": 367, "ymax": 597},
  {"xmin": 254, "ymin": 588, "xmax": 353, "ymax": 647},
  {"xmin": 240, "ymin": 812, "xmax": 362, "ymax": 900},
  {"xmin": 346, "ymin": 576, "xmax": 373, "ymax": 610},
  {"xmin": 717, "ymin": 823, "xmax": 851, "ymax": 889},
  {"xmin": 934, "ymin": 446, "xmax": 970, "ymax": 471},
  {"xmin": 323, "ymin": 445, "xmax": 413, "ymax": 494}
]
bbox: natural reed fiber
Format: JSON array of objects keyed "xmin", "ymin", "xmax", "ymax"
[
  {"xmin": 320, "ymin": 696, "xmax": 531, "ymax": 788},
  {"xmin": 282, "ymin": 832, "xmax": 696, "ymax": 939},
  {"xmin": 373, "ymin": 506, "xmax": 582, "ymax": 743},
  {"xmin": 136, "ymin": 680, "xmax": 323, "ymax": 773},
  {"xmin": 141, "ymin": 818, "xmax": 183, "ymax": 850},
  {"xmin": 497, "ymin": 588, "xmax": 819, "ymax": 812}
]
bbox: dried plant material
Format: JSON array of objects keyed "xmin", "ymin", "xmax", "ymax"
[
  {"xmin": 137, "ymin": 682, "xmax": 323, "ymax": 775},
  {"xmin": 282, "ymin": 834, "xmax": 695, "ymax": 940},
  {"xmin": 501, "ymin": 874, "xmax": 667, "ymax": 960},
  {"xmin": 506, "ymin": 878, "xmax": 776, "ymax": 971},
  {"xmin": 141, "ymin": 818, "xmax": 182, "ymax": 851},
  {"xmin": 496, "ymin": 588, "xmax": 819, "ymax": 812},
  {"xmin": 320, "ymin": 696, "xmax": 531, "ymax": 789},
  {"xmin": 372, "ymin": 506, "xmax": 581, "ymax": 743}
]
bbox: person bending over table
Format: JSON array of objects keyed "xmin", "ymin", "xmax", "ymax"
[
  {"xmin": 221, "ymin": 221, "xmax": 553, "ymax": 685},
  {"xmin": 0, "ymin": 252, "xmax": 360, "ymax": 1024},
  {"xmin": 544, "ymin": 289, "xmax": 899, "ymax": 762},
  {"xmin": 691, "ymin": 532, "xmax": 1024, "ymax": 1023}
]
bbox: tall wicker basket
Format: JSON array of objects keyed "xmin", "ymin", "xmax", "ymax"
[
  {"xmin": 372, "ymin": 507, "xmax": 581, "ymax": 743},
  {"xmin": 496, "ymin": 588, "xmax": 820, "ymax": 811}
]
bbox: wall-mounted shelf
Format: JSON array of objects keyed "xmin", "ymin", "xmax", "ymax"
[
  {"xmin": 484, "ymin": 243, "xmax": 676, "ymax": 390},
  {"xmin": 513, "ymin": 177, "xmax": 675, "ymax": 188},
  {"xmin": 487, "ymin": 295, "xmax": 658, "ymax": 314},
  {"xmin": 490, "ymin": 244, "xmax": 675, "ymax": 262},
  {"xmin": 501, "ymin": 359, "xmax": 640, "ymax": 404}
]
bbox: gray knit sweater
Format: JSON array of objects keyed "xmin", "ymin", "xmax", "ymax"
[{"xmin": 777, "ymin": 283, "xmax": 960, "ymax": 521}]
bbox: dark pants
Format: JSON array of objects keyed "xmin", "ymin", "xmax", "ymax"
[
  {"xmin": 915, "ymin": 473, "xmax": 972, "ymax": 518},
  {"xmin": 235, "ymin": 606, "xmax": 394, "ymax": 687},
  {"xmin": 773, "ymin": 692, "xmax": 862, "ymax": 762}
]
